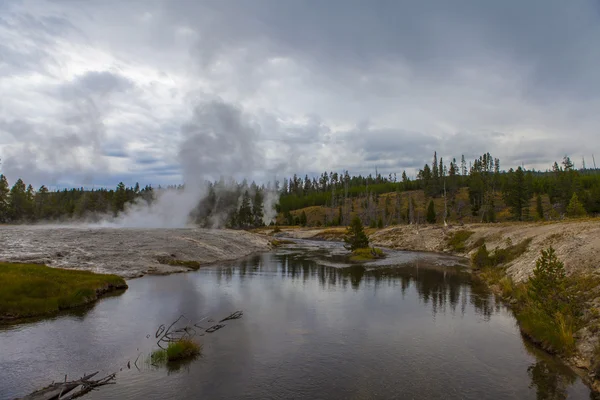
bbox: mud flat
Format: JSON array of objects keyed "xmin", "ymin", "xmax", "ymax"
[{"xmin": 0, "ymin": 226, "xmax": 271, "ymax": 279}]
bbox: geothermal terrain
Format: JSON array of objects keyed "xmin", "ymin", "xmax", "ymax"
[{"xmin": 0, "ymin": 226, "xmax": 271, "ymax": 278}]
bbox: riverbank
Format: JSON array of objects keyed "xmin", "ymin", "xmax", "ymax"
[
  {"xmin": 270, "ymin": 220, "xmax": 600, "ymax": 392},
  {"xmin": 0, "ymin": 226, "xmax": 272, "ymax": 279},
  {"xmin": 0, "ymin": 262, "xmax": 127, "ymax": 322}
]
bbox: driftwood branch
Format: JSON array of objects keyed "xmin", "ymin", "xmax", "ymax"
[
  {"xmin": 21, "ymin": 310, "xmax": 244, "ymax": 399},
  {"xmin": 20, "ymin": 372, "xmax": 115, "ymax": 400}
]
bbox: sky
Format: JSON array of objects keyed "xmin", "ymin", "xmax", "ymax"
[{"xmin": 1, "ymin": 0, "xmax": 599, "ymax": 188}]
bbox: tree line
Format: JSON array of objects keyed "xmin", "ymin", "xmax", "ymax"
[
  {"xmin": 277, "ymin": 152, "xmax": 600, "ymax": 226},
  {"xmin": 0, "ymin": 176, "xmax": 271, "ymax": 229},
  {"xmin": 1, "ymin": 151, "xmax": 598, "ymax": 227}
]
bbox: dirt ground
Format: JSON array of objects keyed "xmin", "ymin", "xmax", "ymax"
[
  {"xmin": 275, "ymin": 219, "xmax": 600, "ymax": 282},
  {"xmin": 0, "ymin": 226, "xmax": 271, "ymax": 279}
]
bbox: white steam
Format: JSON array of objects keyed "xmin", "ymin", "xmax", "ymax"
[{"xmin": 105, "ymin": 98, "xmax": 278, "ymax": 228}]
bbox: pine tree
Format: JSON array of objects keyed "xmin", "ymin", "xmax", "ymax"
[
  {"xmin": 343, "ymin": 216, "xmax": 369, "ymax": 251},
  {"xmin": 238, "ymin": 190, "xmax": 253, "ymax": 227},
  {"xmin": 426, "ymin": 200, "xmax": 436, "ymax": 224},
  {"xmin": 536, "ymin": 194, "xmax": 544, "ymax": 220},
  {"xmin": 300, "ymin": 210, "xmax": 307, "ymax": 226},
  {"xmin": 8, "ymin": 179, "xmax": 27, "ymax": 221},
  {"xmin": 528, "ymin": 247, "xmax": 568, "ymax": 315},
  {"xmin": 252, "ymin": 190, "xmax": 264, "ymax": 226},
  {"xmin": 0, "ymin": 174, "xmax": 9, "ymax": 222},
  {"xmin": 566, "ymin": 193, "xmax": 586, "ymax": 218},
  {"xmin": 504, "ymin": 167, "xmax": 531, "ymax": 221},
  {"xmin": 113, "ymin": 182, "xmax": 128, "ymax": 215}
]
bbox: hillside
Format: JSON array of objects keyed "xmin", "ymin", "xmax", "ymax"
[{"xmin": 277, "ymin": 187, "xmax": 558, "ymax": 227}]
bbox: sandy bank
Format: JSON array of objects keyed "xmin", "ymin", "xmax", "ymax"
[
  {"xmin": 276, "ymin": 220, "xmax": 600, "ymax": 282},
  {"xmin": 0, "ymin": 226, "xmax": 271, "ymax": 279}
]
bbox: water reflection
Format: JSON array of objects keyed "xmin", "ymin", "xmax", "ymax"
[
  {"xmin": 1, "ymin": 245, "xmax": 594, "ymax": 400},
  {"xmin": 215, "ymin": 251, "xmax": 501, "ymax": 320}
]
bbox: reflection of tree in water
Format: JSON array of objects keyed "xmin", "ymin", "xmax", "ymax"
[
  {"xmin": 521, "ymin": 337, "xmax": 592, "ymax": 400},
  {"xmin": 215, "ymin": 252, "xmax": 500, "ymax": 318}
]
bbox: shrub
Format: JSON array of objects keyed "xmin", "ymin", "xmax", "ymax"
[
  {"xmin": 471, "ymin": 245, "xmax": 492, "ymax": 269},
  {"xmin": 447, "ymin": 230, "xmax": 474, "ymax": 252}
]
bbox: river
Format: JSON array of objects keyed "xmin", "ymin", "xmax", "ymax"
[{"xmin": 0, "ymin": 240, "xmax": 595, "ymax": 399}]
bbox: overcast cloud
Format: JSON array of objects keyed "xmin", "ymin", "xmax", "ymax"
[{"xmin": 1, "ymin": 0, "xmax": 599, "ymax": 187}]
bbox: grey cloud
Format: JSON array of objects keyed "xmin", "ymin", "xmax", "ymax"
[
  {"xmin": 2, "ymin": 0, "xmax": 600, "ymax": 187},
  {"xmin": 71, "ymin": 71, "xmax": 134, "ymax": 96}
]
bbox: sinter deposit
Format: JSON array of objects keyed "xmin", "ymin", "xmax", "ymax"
[{"xmin": 0, "ymin": 226, "xmax": 270, "ymax": 278}]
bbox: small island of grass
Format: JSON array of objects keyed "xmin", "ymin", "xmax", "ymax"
[
  {"xmin": 0, "ymin": 262, "xmax": 127, "ymax": 322},
  {"xmin": 344, "ymin": 216, "xmax": 385, "ymax": 262},
  {"xmin": 350, "ymin": 247, "xmax": 385, "ymax": 262},
  {"xmin": 151, "ymin": 338, "xmax": 202, "ymax": 364}
]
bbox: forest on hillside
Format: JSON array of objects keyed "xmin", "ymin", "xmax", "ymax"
[
  {"xmin": 0, "ymin": 152, "xmax": 599, "ymax": 228},
  {"xmin": 277, "ymin": 153, "xmax": 600, "ymax": 227}
]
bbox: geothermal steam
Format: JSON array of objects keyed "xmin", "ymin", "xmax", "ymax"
[{"xmin": 107, "ymin": 98, "xmax": 276, "ymax": 228}]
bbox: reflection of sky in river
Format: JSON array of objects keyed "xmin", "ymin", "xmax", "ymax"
[{"xmin": 0, "ymin": 242, "xmax": 592, "ymax": 400}]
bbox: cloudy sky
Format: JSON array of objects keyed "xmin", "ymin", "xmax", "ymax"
[{"xmin": 1, "ymin": 0, "xmax": 599, "ymax": 188}]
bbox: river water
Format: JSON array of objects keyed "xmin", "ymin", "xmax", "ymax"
[{"xmin": 0, "ymin": 241, "xmax": 594, "ymax": 399}]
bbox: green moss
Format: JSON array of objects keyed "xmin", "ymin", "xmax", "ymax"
[
  {"xmin": 0, "ymin": 262, "xmax": 127, "ymax": 321},
  {"xmin": 349, "ymin": 247, "xmax": 384, "ymax": 262},
  {"xmin": 151, "ymin": 339, "xmax": 202, "ymax": 364},
  {"xmin": 156, "ymin": 256, "xmax": 201, "ymax": 270},
  {"xmin": 447, "ymin": 230, "xmax": 474, "ymax": 252}
]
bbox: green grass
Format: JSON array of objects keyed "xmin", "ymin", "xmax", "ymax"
[
  {"xmin": 0, "ymin": 262, "xmax": 127, "ymax": 321},
  {"xmin": 516, "ymin": 305, "xmax": 576, "ymax": 355},
  {"xmin": 271, "ymin": 239, "xmax": 295, "ymax": 247},
  {"xmin": 156, "ymin": 256, "xmax": 201, "ymax": 270},
  {"xmin": 151, "ymin": 339, "xmax": 202, "ymax": 364},
  {"xmin": 349, "ymin": 247, "xmax": 385, "ymax": 262},
  {"xmin": 447, "ymin": 230, "xmax": 474, "ymax": 252}
]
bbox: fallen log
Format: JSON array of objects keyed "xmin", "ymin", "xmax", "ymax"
[{"xmin": 19, "ymin": 372, "xmax": 115, "ymax": 400}]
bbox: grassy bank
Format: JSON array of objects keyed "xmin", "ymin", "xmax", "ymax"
[
  {"xmin": 0, "ymin": 262, "xmax": 127, "ymax": 321},
  {"xmin": 472, "ymin": 245, "xmax": 600, "ymax": 391}
]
